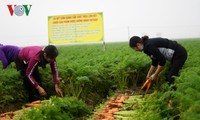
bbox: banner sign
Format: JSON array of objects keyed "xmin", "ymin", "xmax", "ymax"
[{"xmin": 48, "ymin": 12, "xmax": 104, "ymax": 44}]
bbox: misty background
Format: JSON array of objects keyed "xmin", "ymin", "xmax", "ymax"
[{"xmin": 0, "ymin": 0, "xmax": 200, "ymax": 46}]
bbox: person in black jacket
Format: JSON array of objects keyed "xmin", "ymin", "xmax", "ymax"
[{"xmin": 129, "ymin": 36, "xmax": 187, "ymax": 86}]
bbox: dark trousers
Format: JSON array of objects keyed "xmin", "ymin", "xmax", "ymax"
[
  {"xmin": 15, "ymin": 58, "xmax": 42, "ymax": 102},
  {"xmin": 167, "ymin": 44, "xmax": 187, "ymax": 85}
]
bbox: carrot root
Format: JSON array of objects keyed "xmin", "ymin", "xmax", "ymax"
[
  {"xmin": 145, "ymin": 82, "xmax": 151, "ymax": 94},
  {"xmin": 31, "ymin": 100, "xmax": 41, "ymax": 104},
  {"xmin": 141, "ymin": 79, "xmax": 150, "ymax": 90}
]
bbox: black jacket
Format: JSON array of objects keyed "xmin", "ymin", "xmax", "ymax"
[{"xmin": 143, "ymin": 38, "xmax": 178, "ymax": 66}]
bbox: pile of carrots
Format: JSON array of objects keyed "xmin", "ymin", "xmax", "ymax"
[
  {"xmin": 0, "ymin": 100, "xmax": 42, "ymax": 120},
  {"xmin": 0, "ymin": 111, "xmax": 14, "ymax": 120},
  {"xmin": 95, "ymin": 94, "xmax": 129, "ymax": 120}
]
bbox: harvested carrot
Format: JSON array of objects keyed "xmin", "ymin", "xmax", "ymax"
[
  {"xmin": 111, "ymin": 108, "xmax": 119, "ymax": 112},
  {"xmin": 31, "ymin": 100, "xmax": 41, "ymax": 104},
  {"xmin": 102, "ymin": 116, "xmax": 114, "ymax": 120},
  {"xmin": 141, "ymin": 79, "xmax": 150, "ymax": 90},
  {"xmin": 115, "ymin": 96, "xmax": 125, "ymax": 103},
  {"xmin": 104, "ymin": 112, "xmax": 113, "ymax": 116},
  {"xmin": 145, "ymin": 82, "xmax": 151, "ymax": 94},
  {"xmin": 116, "ymin": 103, "xmax": 123, "ymax": 108},
  {"xmin": 119, "ymin": 95, "xmax": 126, "ymax": 101},
  {"xmin": 96, "ymin": 112, "xmax": 113, "ymax": 120},
  {"xmin": 25, "ymin": 103, "xmax": 41, "ymax": 107},
  {"xmin": 103, "ymin": 107, "xmax": 110, "ymax": 112},
  {"xmin": 0, "ymin": 111, "xmax": 14, "ymax": 117},
  {"xmin": 110, "ymin": 96, "xmax": 116, "ymax": 101},
  {"xmin": 108, "ymin": 108, "xmax": 119, "ymax": 114},
  {"xmin": 108, "ymin": 102, "xmax": 123, "ymax": 108},
  {"xmin": 124, "ymin": 95, "xmax": 129, "ymax": 99}
]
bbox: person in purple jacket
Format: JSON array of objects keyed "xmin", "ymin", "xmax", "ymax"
[
  {"xmin": 0, "ymin": 45, "xmax": 21, "ymax": 69},
  {"xmin": 15, "ymin": 45, "xmax": 63, "ymax": 102}
]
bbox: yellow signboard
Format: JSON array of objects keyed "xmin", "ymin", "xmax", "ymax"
[{"xmin": 48, "ymin": 12, "xmax": 104, "ymax": 44}]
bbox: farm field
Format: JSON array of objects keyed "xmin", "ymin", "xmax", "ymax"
[{"xmin": 0, "ymin": 38, "xmax": 200, "ymax": 120}]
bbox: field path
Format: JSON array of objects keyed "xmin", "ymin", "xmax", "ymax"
[{"xmin": 94, "ymin": 88, "xmax": 145, "ymax": 120}]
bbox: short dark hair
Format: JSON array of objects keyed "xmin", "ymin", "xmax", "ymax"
[{"xmin": 44, "ymin": 45, "xmax": 58, "ymax": 59}]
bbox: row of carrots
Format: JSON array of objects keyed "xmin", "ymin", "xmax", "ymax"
[
  {"xmin": 0, "ymin": 100, "xmax": 42, "ymax": 120},
  {"xmin": 95, "ymin": 94, "xmax": 129, "ymax": 120},
  {"xmin": 94, "ymin": 78, "xmax": 152, "ymax": 120}
]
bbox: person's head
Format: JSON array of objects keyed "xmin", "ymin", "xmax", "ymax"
[
  {"xmin": 43, "ymin": 45, "xmax": 58, "ymax": 62},
  {"xmin": 129, "ymin": 35, "xmax": 149, "ymax": 51}
]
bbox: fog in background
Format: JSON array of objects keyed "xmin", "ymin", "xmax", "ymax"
[{"xmin": 0, "ymin": 0, "xmax": 200, "ymax": 46}]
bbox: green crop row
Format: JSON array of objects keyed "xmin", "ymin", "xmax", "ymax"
[
  {"xmin": 110, "ymin": 39, "xmax": 200, "ymax": 120},
  {"xmin": 1, "ymin": 39, "xmax": 200, "ymax": 120},
  {"xmin": 0, "ymin": 42, "xmax": 150, "ymax": 115}
]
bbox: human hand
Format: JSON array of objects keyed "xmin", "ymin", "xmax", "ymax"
[
  {"xmin": 146, "ymin": 75, "xmax": 151, "ymax": 80},
  {"xmin": 55, "ymin": 84, "xmax": 63, "ymax": 97},
  {"xmin": 150, "ymin": 74, "xmax": 158, "ymax": 81},
  {"xmin": 36, "ymin": 85, "xmax": 47, "ymax": 96}
]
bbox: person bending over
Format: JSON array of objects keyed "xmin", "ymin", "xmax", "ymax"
[
  {"xmin": 129, "ymin": 36, "xmax": 187, "ymax": 86},
  {"xmin": 0, "ymin": 45, "xmax": 21, "ymax": 69},
  {"xmin": 15, "ymin": 45, "xmax": 63, "ymax": 102}
]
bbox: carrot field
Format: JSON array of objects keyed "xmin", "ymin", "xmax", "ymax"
[{"xmin": 0, "ymin": 38, "xmax": 200, "ymax": 120}]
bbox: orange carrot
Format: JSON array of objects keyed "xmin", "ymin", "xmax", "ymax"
[
  {"xmin": 124, "ymin": 95, "xmax": 129, "ymax": 99},
  {"xmin": 141, "ymin": 79, "xmax": 150, "ymax": 90},
  {"xmin": 31, "ymin": 100, "xmax": 41, "ymax": 104},
  {"xmin": 108, "ymin": 108, "xmax": 119, "ymax": 114},
  {"xmin": 25, "ymin": 103, "xmax": 41, "ymax": 107},
  {"xmin": 0, "ymin": 111, "xmax": 14, "ymax": 117},
  {"xmin": 111, "ymin": 108, "xmax": 119, "ymax": 112},
  {"xmin": 145, "ymin": 82, "xmax": 151, "ymax": 94}
]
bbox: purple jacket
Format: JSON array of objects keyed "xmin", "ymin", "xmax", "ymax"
[
  {"xmin": 18, "ymin": 46, "xmax": 59, "ymax": 88},
  {"xmin": 0, "ymin": 45, "xmax": 21, "ymax": 69}
]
